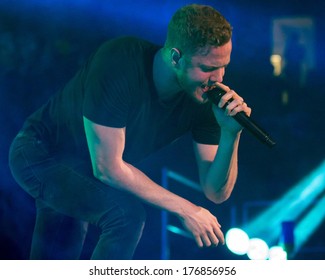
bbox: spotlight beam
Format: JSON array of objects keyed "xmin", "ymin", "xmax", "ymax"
[
  {"xmin": 293, "ymin": 193, "xmax": 325, "ymax": 255},
  {"xmin": 243, "ymin": 160, "xmax": 325, "ymax": 245}
]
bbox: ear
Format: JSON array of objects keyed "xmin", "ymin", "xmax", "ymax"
[{"xmin": 171, "ymin": 48, "xmax": 181, "ymax": 65}]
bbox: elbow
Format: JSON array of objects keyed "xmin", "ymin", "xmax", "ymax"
[
  {"xmin": 206, "ymin": 191, "xmax": 231, "ymax": 204},
  {"xmin": 92, "ymin": 162, "xmax": 121, "ymax": 187},
  {"xmin": 202, "ymin": 176, "xmax": 237, "ymax": 204},
  {"xmin": 92, "ymin": 167, "xmax": 108, "ymax": 184},
  {"xmin": 203, "ymin": 185, "xmax": 232, "ymax": 204}
]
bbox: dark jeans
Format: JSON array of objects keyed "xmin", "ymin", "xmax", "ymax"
[{"xmin": 8, "ymin": 132, "xmax": 146, "ymax": 259}]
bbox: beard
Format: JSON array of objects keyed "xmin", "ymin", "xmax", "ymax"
[{"xmin": 177, "ymin": 75, "xmax": 209, "ymax": 105}]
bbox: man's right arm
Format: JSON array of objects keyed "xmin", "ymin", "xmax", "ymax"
[{"xmin": 83, "ymin": 116, "xmax": 225, "ymax": 247}]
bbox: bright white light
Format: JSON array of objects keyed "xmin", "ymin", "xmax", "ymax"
[
  {"xmin": 247, "ymin": 238, "xmax": 269, "ymax": 260},
  {"xmin": 270, "ymin": 54, "xmax": 282, "ymax": 76},
  {"xmin": 268, "ymin": 246, "xmax": 287, "ymax": 260},
  {"xmin": 225, "ymin": 228, "xmax": 250, "ymax": 255}
]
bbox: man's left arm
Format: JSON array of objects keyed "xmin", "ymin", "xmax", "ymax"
[
  {"xmin": 193, "ymin": 84, "xmax": 251, "ymax": 204},
  {"xmin": 193, "ymin": 130, "xmax": 240, "ymax": 204}
]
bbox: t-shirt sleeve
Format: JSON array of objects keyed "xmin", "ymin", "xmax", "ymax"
[
  {"xmin": 82, "ymin": 41, "xmax": 131, "ymax": 128},
  {"xmin": 191, "ymin": 103, "xmax": 220, "ymax": 145}
]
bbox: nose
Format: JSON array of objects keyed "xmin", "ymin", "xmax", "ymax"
[{"xmin": 209, "ymin": 68, "xmax": 225, "ymax": 84}]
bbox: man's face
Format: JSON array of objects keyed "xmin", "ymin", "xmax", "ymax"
[{"xmin": 176, "ymin": 40, "xmax": 232, "ymax": 104}]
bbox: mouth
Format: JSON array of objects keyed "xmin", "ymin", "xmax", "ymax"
[
  {"xmin": 198, "ymin": 84, "xmax": 210, "ymax": 102},
  {"xmin": 200, "ymin": 84, "xmax": 211, "ymax": 93},
  {"xmin": 200, "ymin": 83, "xmax": 217, "ymax": 93},
  {"xmin": 200, "ymin": 84, "xmax": 216, "ymax": 101}
]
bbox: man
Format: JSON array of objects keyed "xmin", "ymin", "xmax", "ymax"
[{"xmin": 9, "ymin": 4, "xmax": 251, "ymax": 259}]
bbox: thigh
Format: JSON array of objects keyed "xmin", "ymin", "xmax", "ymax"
[{"xmin": 9, "ymin": 134, "xmax": 141, "ymax": 225}]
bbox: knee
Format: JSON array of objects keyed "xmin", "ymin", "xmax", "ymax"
[
  {"xmin": 123, "ymin": 198, "xmax": 147, "ymax": 230},
  {"xmin": 98, "ymin": 196, "xmax": 146, "ymax": 234}
]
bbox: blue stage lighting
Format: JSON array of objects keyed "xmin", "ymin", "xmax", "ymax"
[
  {"xmin": 247, "ymin": 238, "xmax": 269, "ymax": 260},
  {"xmin": 225, "ymin": 228, "xmax": 250, "ymax": 255},
  {"xmin": 294, "ymin": 193, "xmax": 325, "ymax": 255},
  {"xmin": 243, "ymin": 160, "xmax": 325, "ymax": 246}
]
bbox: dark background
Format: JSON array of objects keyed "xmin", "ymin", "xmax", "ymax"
[{"xmin": 1, "ymin": 0, "xmax": 324, "ymax": 260}]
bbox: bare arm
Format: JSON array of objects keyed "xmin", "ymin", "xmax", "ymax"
[
  {"xmin": 83, "ymin": 116, "xmax": 225, "ymax": 247},
  {"xmin": 194, "ymin": 83, "xmax": 251, "ymax": 204},
  {"xmin": 193, "ymin": 131, "xmax": 240, "ymax": 204}
]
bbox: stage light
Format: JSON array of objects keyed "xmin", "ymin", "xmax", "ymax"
[
  {"xmin": 294, "ymin": 193, "xmax": 325, "ymax": 255},
  {"xmin": 247, "ymin": 238, "xmax": 269, "ymax": 260},
  {"xmin": 225, "ymin": 227, "xmax": 288, "ymax": 260},
  {"xmin": 225, "ymin": 228, "xmax": 250, "ymax": 255},
  {"xmin": 243, "ymin": 160, "xmax": 325, "ymax": 247},
  {"xmin": 268, "ymin": 246, "xmax": 287, "ymax": 260},
  {"xmin": 270, "ymin": 54, "xmax": 282, "ymax": 76},
  {"xmin": 160, "ymin": 161, "xmax": 325, "ymax": 259},
  {"xmin": 166, "ymin": 225, "xmax": 192, "ymax": 239}
]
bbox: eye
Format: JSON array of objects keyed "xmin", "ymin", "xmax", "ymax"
[
  {"xmin": 201, "ymin": 64, "xmax": 228, "ymax": 73},
  {"xmin": 201, "ymin": 66, "xmax": 217, "ymax": 72}
]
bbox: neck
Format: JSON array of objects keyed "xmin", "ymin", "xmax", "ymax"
[{"xmin": 153, "ymin": 49, "xmax": 182, "ymax": 102}]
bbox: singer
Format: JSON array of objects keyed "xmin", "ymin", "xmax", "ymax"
[{"xmin": 9, "ymin": 4, "xmax": 251, "ymax": 259}]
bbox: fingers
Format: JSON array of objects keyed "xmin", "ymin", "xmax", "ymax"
[
  {"xmin": 226, "ymin": 100, "xmax": 251, "ymax": 117},
  {"xmin": 218, "ymin": 89, "xmax": 251, "ymax": 117},
  {"xmin": 215, "ymin": 82, "xmax": 230, "ymax": 93},
  {"xmin": 194, "ymin": 222, "xmax": 225, "ymax": 248},
  {"xmin": 195, "ymin": 231, "xmax": 224, "ymax": 248},
  {"xmin": 194, "ymin": 235, "xmax": 204, "ymax": 248},
  {"xmin": 181, "ymin": 206, "xmax": 225, "ymax": 249},
  {"xmin": 214, "ymin": 225, "xmax": 225, "ymax": 245}
]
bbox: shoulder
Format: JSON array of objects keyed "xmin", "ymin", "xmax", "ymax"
[
  {"xmin": 97, "ymin": 36, "xmax": 159, "ymax": 57},
  {"xmin": 88, "ymin": 36, "xmax": 159, "ymax": 71}
]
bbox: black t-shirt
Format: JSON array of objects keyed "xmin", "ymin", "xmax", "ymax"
[{"xmin": 22, "ymin": 37, "xmax": 220, "ymax": 164}]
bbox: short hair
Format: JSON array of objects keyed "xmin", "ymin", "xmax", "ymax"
[{"xmin": 164, "ymin": 4, "xmax": 232, "ymax": 56}]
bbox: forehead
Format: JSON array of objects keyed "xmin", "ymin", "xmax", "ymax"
[{"xmin": 189, "ymin": 40, "xmax": 232, "ymax": 66}]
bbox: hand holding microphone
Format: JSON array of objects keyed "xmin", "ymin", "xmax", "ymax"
[{"xmin": 206, "ymin": 86, "xmax": 276, "ymax": 148}]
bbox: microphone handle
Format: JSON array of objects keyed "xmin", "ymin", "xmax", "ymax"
[{"xmin": 207, "ymin": 87, "xmax": 276, "ymax": 148}]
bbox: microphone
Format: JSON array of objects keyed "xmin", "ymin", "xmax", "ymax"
[{"xmin": 206, "ymin": 87, "xmax": 276, "ymax": 148}]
